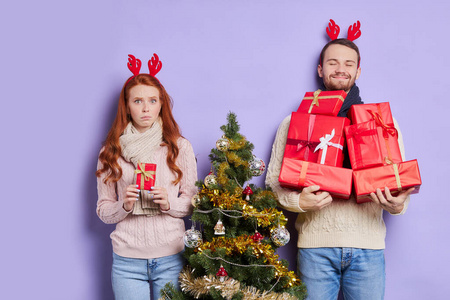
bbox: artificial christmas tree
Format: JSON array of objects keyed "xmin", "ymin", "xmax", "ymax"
[{"xmin": 160, "ymin": 113, "xmax": 306, "ymax": 300}]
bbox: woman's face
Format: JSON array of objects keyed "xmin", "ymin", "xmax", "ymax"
[{"xmin": 127, "ymin": 84, "xmax": 162, "ymax": 133}]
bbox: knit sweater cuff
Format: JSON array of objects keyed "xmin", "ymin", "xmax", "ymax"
[
  {"xmin": 120, "ymin": 200, "xmax": 133, "ymax": 216},
  {"xmin": 291, "ymin": 193, "xmax": 306, "ymax": 213}
]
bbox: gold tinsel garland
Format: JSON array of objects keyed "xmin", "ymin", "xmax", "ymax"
[
  {"xmin": 227, "ymin": 136, "xmax": 247, "ymax": 150},
  {"xmin": 226, "ymin": 151, "xmax": 248, "ymax": 167},
  {"xmin": 199, "ymin": 187, "xmax": 245, "ymax": 209},
  {"xmin": 196, "ymin": 236, "xmax": 300, "ymax": 287},
  {"xmin": 175, "ymin": 268, "xmax": 299, "ymax": 300},
  {"xmin": 217, "ymin": 161, "xmax": 232, "ymax": 186},
  {"xmin": 198, "ymin": 187, "xmax": 287, "ymax": 229},
  {"xmin": 215, "ymin": 134, "xmax": 249, "ymax": 187}
]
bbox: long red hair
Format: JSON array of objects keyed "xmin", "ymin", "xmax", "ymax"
[{"xmin": 96, "ymin": 74, "xmax": 183, "ymax": 184}]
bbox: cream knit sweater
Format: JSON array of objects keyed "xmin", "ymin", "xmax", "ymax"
[
  {"xmin": 97, "ymin": 137, "xmax": 198, "ymax": 259},
  {"xmin": 265, "ymin": 115, "xmax": 409, "ymax": 249}
]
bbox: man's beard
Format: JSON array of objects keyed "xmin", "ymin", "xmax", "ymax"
[{"xmin": 323, "ymin": 72, "xmax": 356, "ymax": 92}]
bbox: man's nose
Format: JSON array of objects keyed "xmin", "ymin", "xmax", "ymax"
[{"xmin": 336, "ymin": 64, "xmax": 345, "ymax": 73}]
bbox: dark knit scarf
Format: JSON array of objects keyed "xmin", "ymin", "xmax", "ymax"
[{"xmin": 318, "ymin": 83, "xmax": 364, "ymax": 117}]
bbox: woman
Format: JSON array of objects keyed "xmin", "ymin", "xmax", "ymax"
[{"xmin": 96, "ymin": 54, "xmax": 197, "ymax": 299}]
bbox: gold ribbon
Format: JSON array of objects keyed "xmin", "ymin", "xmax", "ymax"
[
  {"xmin": 392, "ymin": 164, "xmax": 402, "ymax": 192},
  {"xmin": 308, "ymin": 89, "xmax": 321, "ymax": 113},
  {"xmin": 303, "ymin": 89, "xmax": 345, "ymax": 114},
  {"xmin": 135, "ymin": 162, "xmax": 155, "ymax": 189},
  {"xmin": 298, "ymin": 161, "xmax": 309, "ymax": 186}
]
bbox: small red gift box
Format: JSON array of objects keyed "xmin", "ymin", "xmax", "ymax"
[
  {"xmin": 297, "ymin": 89, "xmax": 347, "ymax": 116},
  {"xmin": 135, "ymin": 162, "xmax": 156, "ymax": 190},
  {"xmin": 352, "ymin": 160, "xmax": 421, "ymax": 203},
  {"xmin": 348, "ymin": 102, "xmax": 402, "ymax": 165},
  {"xmin": 285, "ymin": 112, "xmax": 350, "ymax": 167},
  {"xmin": 279, "ymin": 158, "xmax": 353, "ymax": 199},
  {"xmin": 345, "ymin": 120, "xmax": 384, "ymax": 170}
]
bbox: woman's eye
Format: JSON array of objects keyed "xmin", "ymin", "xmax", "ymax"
[
  {"xmin": 134, "ymin": 99, "xmax": 142, "ymax": 103},
  {"xmin": 151, "ymin": 99, "xmax": 157, "ymax": 103}
]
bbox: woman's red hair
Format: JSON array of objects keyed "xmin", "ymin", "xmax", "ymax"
[{"xmin": 96, "ymin": 74, "xmax": 183, "ymax": 184}]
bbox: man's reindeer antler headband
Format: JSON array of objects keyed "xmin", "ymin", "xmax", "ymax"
[
  {"xmin": 126, "ymin": 53, "xmax": 162, "ymax": 85},
  {"xmin": 326, "ymin": 19, "xmax": 361, "ymax": 41},
  {"xmin": 320, "ymin": 19, "xmax": 362, "ymax": 68}
]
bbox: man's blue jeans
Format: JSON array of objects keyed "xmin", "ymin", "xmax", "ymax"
[
  {"xmin": 112, "ymin": 252, "xmax": 184, "ymax": 300},
  {"xmin": 298, "ymin": 248, "xmax": 385, "ymax": 300}
]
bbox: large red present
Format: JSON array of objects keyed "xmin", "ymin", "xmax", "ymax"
[
  {"xmin": 348, "ymin": 102, "xmax": 402, "ymax": 165},
  {"xmin": 297, "ymin": 89, "xmax": 347, "ymax": 116},
  {"xmin": 353, "ymin": 160, "xmax": 421, "ymax": 203},
  {"xmin": 279, "ymin": 158, "xmax": 353, "ymax": 199},
  {"xmin": 134, "ymin": 162, "xmax": 156, "ymax": 190},
  {"xmin": 344, "ymin": 120, "xmax": 384, "ymax": 170},
  {"xmin": 285, "ymin": 112, "xmax": 350, "ymax": 167}
]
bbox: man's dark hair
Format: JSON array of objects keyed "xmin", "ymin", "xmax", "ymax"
[{"xmin": 319, "ymin": 38, "xmax": 360, "ymax": 67}]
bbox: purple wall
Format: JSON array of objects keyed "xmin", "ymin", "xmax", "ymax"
[{"xmin": 2, "ymin": 1, "xmax": 448, "ymax": 299}]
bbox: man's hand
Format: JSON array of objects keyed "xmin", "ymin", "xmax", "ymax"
[
  {"xmin": 370, "ymin": 187, "xmax": 415, "ymax": 214},
  {"xmin": 299, "ymin": 185, "xmax": 333, "ymax": 211}
]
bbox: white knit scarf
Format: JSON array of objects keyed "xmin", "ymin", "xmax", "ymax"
[{"xmin": 119, "ymin": 120, "xmax": 163, "ymax": 216}]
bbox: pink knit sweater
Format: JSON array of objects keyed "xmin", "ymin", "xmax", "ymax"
[{"xmin": 96, "ymin": 137, "xmax": 198, "ymax": 259}]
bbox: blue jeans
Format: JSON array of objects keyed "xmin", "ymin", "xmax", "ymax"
[
  {"xmin": 298, "ymin": 248, "xmax": 385, "ymax": 300},
  {"xmin": 112, "ymin": 252, "xmax": 184, "ymax": 300}
]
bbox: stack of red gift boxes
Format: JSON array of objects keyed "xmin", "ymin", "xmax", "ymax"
[
  {"xmin": 279, "ymin": 90, "xmax": 353, "ymax": 199},
  {"xmin": 278, "ymin": 90, "xmax": 422, "ymax": 203},
  {"xmin": 347, "ymin": 102, "xmax": 421, "ymax": 203}
]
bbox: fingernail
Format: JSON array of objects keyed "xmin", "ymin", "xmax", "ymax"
[
  {"xmin": 135, "ymin": 185, "xmax": 139, "ymax": 188},
  {"xmin": 137, "ymin": 189, "xmax": 140, "ymax": 193},
  {"xmin": 147, "ymin": 191, "xmax": 151, "ymax": 194},
  {"xmin": 151, "ymin": 187, "xmax": 154, "ymax": 190},
  {"xmin": 136, "ymin": 197, "xmax": 139, "ymax": 201}
]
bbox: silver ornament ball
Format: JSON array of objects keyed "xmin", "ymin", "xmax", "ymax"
[
  {"xmin": 204, "ymin": 174, "xmax": 218, "ymax": 188},
  {"xmin": 271, "ymin": 227, "xmax": 290, "ymax": 246},
  {"xmin": 216, "ymin": 137, "xmax": 230, "ymax": 151},
  {"xmin": 249, "ymin": 157, "xmax": 266, "ymax": 176},
  {"xmin": 183, "ymin": 228, "xmax": 202, "ymax": 248},
  {"xmin": 191, "ymin": 194, "xmax": 201, "ymax": 207}
]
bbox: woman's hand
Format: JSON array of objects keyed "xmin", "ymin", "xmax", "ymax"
[
  {"xmin": 150, "ymin": 186, "xmax": 170, "ymax": 211},
  {"xmin": 123, "ymin": 184, "xmax": 139, "ymax": 212}
]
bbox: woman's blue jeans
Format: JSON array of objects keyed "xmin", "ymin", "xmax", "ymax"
[
  {"xmin": 298, "ymin": 248, "xmax": 385, "ymax": 300},
  {"xmin": 112, "ymin": 252, "xmax": 184, "ymax": 300}
]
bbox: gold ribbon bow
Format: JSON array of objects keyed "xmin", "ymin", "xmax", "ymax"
[
  {"xmin": 303, "ymin": 89, "xmax": 345, "ymax": 114},
  {"xmin": 135, "ymin": 162, "xmax": 155, "ymax": 189},
  {"xmin": 308, "ymin": 89, "xmax": 322, "ymax": 113}
]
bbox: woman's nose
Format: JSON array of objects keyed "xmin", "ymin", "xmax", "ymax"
[{"xmin": 143, "ymin": 101, "xmax": 150, "ymax": 111}]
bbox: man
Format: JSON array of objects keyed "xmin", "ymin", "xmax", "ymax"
[{"xmin": 265, "ymin": 38, "xmax": 414, "ymax": 299}]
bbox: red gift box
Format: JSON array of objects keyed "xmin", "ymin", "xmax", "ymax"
[
  {"xmin": 279, "ymin": 158, "xmax": 353, "ymax": 199},
  {"xmin": 345, "ymin": 120, "xmax": 384, "ymax": 170},
  {"xmin": 285, "ymin": 112, "xmax": 350, "ymax": 167},
  {"xmin": 297, "ymin": 89, "xmax": 347, "ymax": 116},
  {"xmin": 348, "ymin": 102, "xmax": 402, "ymax": 165},
  {"xmin": 135, "ymin": 162, "xmax": 156, "ymax": 190},
  {"xmin": 353, "ymin": 160, "xmax": 421, "ymax": 203}
]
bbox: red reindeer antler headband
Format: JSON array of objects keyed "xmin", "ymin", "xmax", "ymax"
[
  {"xmin": 126, "ymin": 53, "xmax": 162, "ymax": 85},
  {"xmin": 320, "ymin": 19, "xmax": 362, "ymax": 67},
  {"xmin": 326, "ymin": 19, "xmax": 361, "ymax": 41}
]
